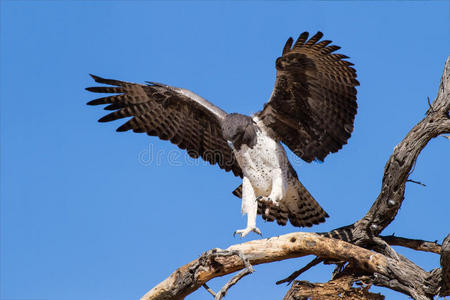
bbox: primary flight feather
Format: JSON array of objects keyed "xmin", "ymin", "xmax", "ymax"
[{"xmin": 86, "ymin": 31, "xmax": 359, "ymax": 237}]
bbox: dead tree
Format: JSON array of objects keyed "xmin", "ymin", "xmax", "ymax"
[{"xmin": 141, "ymin": 57, "xmax": 450, "ymax": 300}]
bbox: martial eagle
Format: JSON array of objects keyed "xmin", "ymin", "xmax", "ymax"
[{"xmin": 86, "ymin": 32, "xmax": 359, "ymax": 237}]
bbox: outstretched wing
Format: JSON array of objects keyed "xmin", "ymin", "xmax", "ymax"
[
  {"xmin": 86, "ymin": 75, "xmax": 242, "ymax": 177},
  {"xmin": 255, "ymin": 31, "xmax": 359, "ymax": 162}
]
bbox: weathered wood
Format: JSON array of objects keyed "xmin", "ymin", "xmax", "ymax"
[
  {"xmin": 364, "ymin": 56, "xmax": 450, "ymax": 234},
  {"xmin": 284, "ymin": 275, "xmax": 385, "ymax": 300},
  {"xmin": 141, "ymin": 232, "xmax": 438, "ymax": 300},
  {"xmin": 141, "ymin": 233, "xmax": 387, "ymax": 300},
  {"xmin": 441, "ymin": 234, "xmax": 450, "ymax": 296},
  {"xmin": 213, "ymin": 250, "xmax": 254, "ymax": 300},
  {"xmin": 380, "ymin": 235, "xmax": 441, "ymax": 254}
]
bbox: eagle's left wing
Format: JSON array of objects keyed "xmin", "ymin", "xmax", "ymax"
[
  {"xmin": 86, "ymin": 75, "xmax": 242, "ymax": 177},
  {"xmin": 255, "ymin": 31, "xmax": 359, "ymax": 162}
]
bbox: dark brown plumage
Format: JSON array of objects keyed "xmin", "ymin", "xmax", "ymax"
[
  {"xmin": 256, "ymin": 31, "xmax": 359, "ymax": 162},
  {"xmin": 86, "ymin": 75, "xmax": 242, "ymax": 177}
]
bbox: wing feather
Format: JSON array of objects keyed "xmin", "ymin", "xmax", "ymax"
[
  {"xmin": 256, "ymin": 31, "xmax": 359, "ymax": 162},
  {"xmin": 86, "ymin": 75, "xmax": 242, "ymax": 176},
  {"xmin": 293, "ymin": 32, "xmax": 309, "ymax": 48}
]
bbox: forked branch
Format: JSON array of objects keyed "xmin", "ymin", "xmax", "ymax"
[{"xmin": 141, "ymin": 232, "xmax": 414, "ymax": 300}]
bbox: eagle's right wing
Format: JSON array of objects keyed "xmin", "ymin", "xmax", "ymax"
[
  {"xmin": 86, "ymin": 75, "xmax": 242, "ymax": 177},
  {"xmin": 256, "ymin": 32, "xmax": 359, "ymax": 162}
]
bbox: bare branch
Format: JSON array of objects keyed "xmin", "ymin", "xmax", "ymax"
[
  {"xmin": 406, "ymin": 179, "xmax": 426, "ymax": 186},
  {"xmin": 380, "ymin": 235, "xmax": 441, "ymax": 254},
  {"xmin": 141, "ymin": 232, "xmax": 437, "ymax": 300},
  {"xmin": 276, "ymin": 257, "xmax": 323, "ymax": 285},
  {"xmin": 202, "ymin": 284, "xmax": 216, "ymax": 297},
  {"xmin": 215, "ymin": 267, "xmax": 253, "ymax": 300},
  {"xmin": 214, "ymin": 250, "xmax": 254, "ymax": 300}
]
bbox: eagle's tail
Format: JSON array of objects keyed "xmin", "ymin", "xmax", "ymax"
[
  {"xmin": 232, "ymin": 181, "xmax": 329, "ymax": 228},
  {"xmin": 283, "ymin": 180, "xmax": 329, "ymax": 227}
]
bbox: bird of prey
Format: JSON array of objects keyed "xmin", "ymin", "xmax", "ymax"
[{"xmin": 86, "ymin": 31, "xmax": 359, "ymax": 237}]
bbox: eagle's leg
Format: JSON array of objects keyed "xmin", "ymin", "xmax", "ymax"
[
  {"xmin": 234, "ymin": 176, "xmax": 262, "ymax": 238},
  {"xmin": 269, "ymin": 168, "xmax": 287, "ymax": 204},
  {"xmin": 257, "ymin": 168, "xmax": 287, "ymax": 215}
]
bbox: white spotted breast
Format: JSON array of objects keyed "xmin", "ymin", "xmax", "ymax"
[{"xmin": 233, "ymin": 129, "xmax": 289, "ymax": 194}]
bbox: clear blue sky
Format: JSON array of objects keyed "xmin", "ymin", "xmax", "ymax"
[{"xmin": 1, "ymin": 1, "xmax": 448, "ymax": 300}]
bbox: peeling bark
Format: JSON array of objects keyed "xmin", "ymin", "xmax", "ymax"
[{"xmin": 284, "ymin": 275, "xmax": 385, "ymax": 300}]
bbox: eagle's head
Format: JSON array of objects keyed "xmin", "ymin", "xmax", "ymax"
[{"xmin": 222, "ymin": 113, "xmax": 257, "ymax": 151}]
